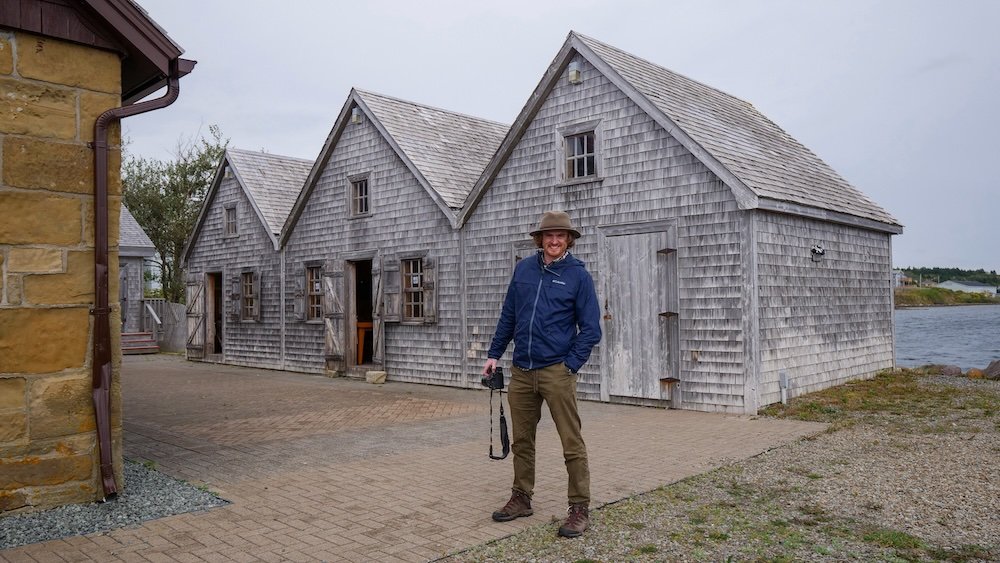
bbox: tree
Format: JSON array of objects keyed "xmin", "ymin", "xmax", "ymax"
[{"xmin": 123, "ymin": 125, "xmax": 228, "ymax": 303}]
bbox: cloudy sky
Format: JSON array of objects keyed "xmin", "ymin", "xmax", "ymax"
[{"xmin": 126, "ymin": 0, "xmax": 999, "ymax": 272}]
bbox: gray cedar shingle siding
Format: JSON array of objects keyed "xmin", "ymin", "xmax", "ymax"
[
  {"xmin": 183, "ymin": 149, "xmax": 312, "ymax": 368},
  {"xmin": 281, "ymin": 89, "xmax": 507, "ymax": 380},
  {"xmin": 184, "ymin": 32, "xmax": 898, "ymax": 414},
  {"xmin": 460, "ymin": 32, "xmax": 899, "ymax": 413},
  {"xmin": 755, "ymin": 211, "xmax": 894, "ymax": 405},
  {"xmin": 461, "ymin": 55, "xmax": 749, "ymax": 410}
]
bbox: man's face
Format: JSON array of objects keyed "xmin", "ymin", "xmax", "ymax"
[{"xmin": 542, "ymin": 230, "xmax": 570, "ymax": 262}]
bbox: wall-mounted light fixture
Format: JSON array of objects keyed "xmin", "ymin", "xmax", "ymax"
[
  {"xmin": 568, "ymin": 60, "xmax": 582, "ymax": 85},
  {"xmin": 810, "ymin": 244, "xmax": 826, "ymax": 262},
  {"xmin": 351, "ymin": 107, "xmax": 363, "ymax": 125}
]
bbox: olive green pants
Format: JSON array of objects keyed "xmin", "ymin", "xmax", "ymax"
[{"xmin": 509, "ymin": 363, "xmax": 590, "ymax": 506}]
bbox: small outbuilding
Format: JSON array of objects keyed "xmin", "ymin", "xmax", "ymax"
[
  {"xmin": 183, "ymin": 148, "xmax": 312, "ymax": 368},
  {"xmin": 118, "ymin": 204, "xmax": 156, "ymax": 333},
  {"xmin": 279, "ymin": 89, "xmax": 508, "ymax": 381},
  {"xmin": 459, "ymin": 32, "xmax": 903, "ymax": 414}
]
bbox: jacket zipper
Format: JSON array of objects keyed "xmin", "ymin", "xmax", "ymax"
[{"xmin": 527, "ymin": 276, "xmax": 542, "ymax": 369}]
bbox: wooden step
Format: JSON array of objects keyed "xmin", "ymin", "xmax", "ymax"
[
  {"xmin": 122, "ymin": 331, "xmax": 159, "ymax": 354},
  {"xmin": 122, "ymin": 345, "xmax": 159, "ymax": 355}
]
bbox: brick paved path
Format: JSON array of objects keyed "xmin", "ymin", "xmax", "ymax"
[{"xmin": 2, "ymin": 355, "xmax": 823, "ymax": 562}]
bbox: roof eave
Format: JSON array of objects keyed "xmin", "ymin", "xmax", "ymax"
[{"xmin": 756, "ymin": 198, "xmax": 904, "ymax": 234}]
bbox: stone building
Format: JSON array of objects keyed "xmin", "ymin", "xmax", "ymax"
[{"xmin": 0, "ymin": 0, "xmax": 192, "ymax": 513}]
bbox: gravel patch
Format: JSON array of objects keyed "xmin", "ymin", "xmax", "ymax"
[
  {"xmin": 444, "ymin": 374, "xmax": 1000, "ymax": 562},
  {"xmin": 0, "ymin": 459, "xmax": 228, "ymax": 550}
]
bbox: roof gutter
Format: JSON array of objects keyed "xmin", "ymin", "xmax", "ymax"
[{"xmin": 91, "ymin": 58, "xmax": 186, "ymax": 499}]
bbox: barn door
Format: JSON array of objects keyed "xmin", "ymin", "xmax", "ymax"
[
  {"xmin": 186, "ymin": 276, "xmax": 205, "ymax": 359},
  {"xmin": 371, "ymin": 256, "xmax": 384, "ymax": 365},
  {"xmin": 323, "ymin": 259, "xmax": 346, "ymax": 374},
  {"xmin": 604, "ymin": 229, "xmax": 678, "ymax": 401}
]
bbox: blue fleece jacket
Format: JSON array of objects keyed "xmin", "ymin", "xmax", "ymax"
[{"xmin": 488, "ymin": 251, "xmax": 602, "ymax": 372}]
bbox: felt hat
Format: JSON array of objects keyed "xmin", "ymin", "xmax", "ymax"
[{"xmin": 530, "ymin": 210, "xmax": 581, "ymax": 239}]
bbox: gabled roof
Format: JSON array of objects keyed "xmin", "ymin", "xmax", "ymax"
[
  {"xmin": 226, "ymin": 148, "xmax": 313, "ymax": 236},
  {"xmin": 460, "ymin": 31, "xmax": 901, "ymax": 234},
  {"xmin": 280, "ymin": 89, "xmax": 508, "ymax": 242},
  {"xmin": 183, "ymin": 148, "xmax": 312, "ymax": 262},
  {"xmin": 119, "ymin": 203, "xmax": 155, "ymax": 258}
]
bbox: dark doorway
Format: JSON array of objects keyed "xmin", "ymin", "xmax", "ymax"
[
  {"xmin": 207, "ymin": 272, "xmax": 223, "ymax": 355},
  {"xmin": 354, "ymin": 260, "xmax": 373, "ymax": 365}
]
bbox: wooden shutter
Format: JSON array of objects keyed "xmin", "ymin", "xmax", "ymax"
[
  {"xmin": 253, "ymin": 271, "xmax": 262, "ymax": 321},
  {"xmin": 371, "ymin": 256, "xmax": 385, "ymax": 365},
  {"xmin": 322, "ymin": 259, "xmax": 346, "ymax": 372},
  {"xmin": 228, "ymin": 274, "xmax": 241, "ymax": 322},
  {"xmin": 293, "ymin": 268, "xmax": 306, "ymax": 321},
  {"xmin": 422, "ymin": 256, "xmax": 436, "ymax": 324},
  {"xmin": 382, "ymin": 256, "xmax": 401, "ymax": 323},
  {"xmin": 185, "ymin": 276, "xmax": 205, "ymax": 359}
]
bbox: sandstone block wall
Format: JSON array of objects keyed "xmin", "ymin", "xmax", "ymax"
[{"xmin": 0, "ymin": 29, "xmax": 124, "ymax": 513}]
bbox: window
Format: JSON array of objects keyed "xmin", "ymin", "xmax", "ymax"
[
  {"xmin": 241, "ymin": 272, "xmax": 258, "ymax": 320},
  {"xmin": 306, "ymin": 266, "xmax": 323, "ymax": 321},
  {"xmin": 224, "ymin": 205, "xmax": 238, "ymax": 236},
  {"xmin": 402, "ymin": 258, "xmax": 424, "ymax": 321},
  {"xmin": 351, "ymin": 178, "xmax": 369, "ymax": 216},
  {"xmin": 565, "ymin": 131, "xmax": 596, "ymax": 179}
]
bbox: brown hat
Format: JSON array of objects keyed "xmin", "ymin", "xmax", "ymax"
[{"xmin": 530, "ymin": 210, "xmax": 581, "ymax": 239}]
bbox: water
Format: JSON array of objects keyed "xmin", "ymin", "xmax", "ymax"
[{"xmin": 894, "ymin": 304, "xmax": 1000, "ymax": 370}]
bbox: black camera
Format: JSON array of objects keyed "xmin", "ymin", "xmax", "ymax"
[{"xmin": 481, "ymin": 366, "xmax": 504, "ymax": 390}]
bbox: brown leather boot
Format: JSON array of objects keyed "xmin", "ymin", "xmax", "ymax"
[
  {"xmin": 557, "ymin": 503, "xmax": 589, "ymax": 537},
  {"xmin": 491, "ymin": 489, "xmax": 533, "ymax": 522}
]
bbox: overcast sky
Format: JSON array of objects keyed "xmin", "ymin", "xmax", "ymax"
[{"xmin": 125, "ymin": 0, "xmax": 999, "ymax": 272}]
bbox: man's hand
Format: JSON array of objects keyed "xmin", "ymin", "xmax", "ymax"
[{"xmin": 483, "ymin": 358, "xmax": 498, "ymax": 376}]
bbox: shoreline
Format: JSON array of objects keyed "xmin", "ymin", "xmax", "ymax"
[{"xmin": 895, "ymin": 301, "xmax": 1000, "ymax": 309}]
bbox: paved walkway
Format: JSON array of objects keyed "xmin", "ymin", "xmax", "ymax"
[{"xmin": 2, "ymin": 356, "xmax": 824, "ymax": 562}]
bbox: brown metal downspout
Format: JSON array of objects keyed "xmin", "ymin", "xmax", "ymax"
[{"xmin": 92, "ymin": 59, "xmax": 182, "ymax": 499}]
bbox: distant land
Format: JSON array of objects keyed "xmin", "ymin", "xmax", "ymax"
[
  {"xmin": 894, "ymin": 267, "xmax": 1000, "ymax": 307},
  {"xmin": 898, "ymin": 267, "xmax": 1000, "ymax": 286}
]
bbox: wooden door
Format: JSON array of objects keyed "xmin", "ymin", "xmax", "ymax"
[
  {"xmin": 371, "ymin": 256, "xmax": 384, "ymax": 365},
  {"xmin": 322, "ymin": 260, "xmax": 346, "ymax": 374},
  {"xmin": 604, "ymin": 230, "xmax": 677, "ymax": 400},
  {"xmin": 185, "ymin": 276, "xmax": 205, "ymax": 359}
]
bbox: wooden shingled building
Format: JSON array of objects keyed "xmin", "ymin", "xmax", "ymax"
[
  {"xmin": 460, "ymin": 32, "xmax": 902, "ymax": 413},
  {"xmin": 183, "ymin": 148, "xmax": 312, "ymax": 368},
  {"xmin": 184, "ymin": 32, "xmax": 901, "ymax": 415}
]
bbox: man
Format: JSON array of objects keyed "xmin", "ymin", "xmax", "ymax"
[{"xmin": 483, "ymin": 210, "xmax": 602, "ymax": 538}]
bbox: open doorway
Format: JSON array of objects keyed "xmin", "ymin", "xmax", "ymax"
[
  {"xmin": 206, "ymin": 272, "xmax": 223, "ymax": 355},
  {"xmin": 352, "ymin": 260, "xmax": 374, "ymax": 365}
]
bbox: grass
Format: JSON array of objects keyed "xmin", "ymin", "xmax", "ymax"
[
  {"xmin": 895, "ymin": 287, "xmax": 1000, "ymax": 306},
  {"xmin": 445, "ymin": 369, "xmax": 998, "ymax": 562}
]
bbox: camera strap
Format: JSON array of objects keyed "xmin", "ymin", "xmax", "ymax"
[{"xmin": 488, "ymin": 387, "xmax": 510, "ymax": 460}]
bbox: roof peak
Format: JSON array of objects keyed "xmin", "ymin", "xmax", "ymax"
[{"xmin": 352, "ymin": 88, "xmax": 509, "ymax": 128}]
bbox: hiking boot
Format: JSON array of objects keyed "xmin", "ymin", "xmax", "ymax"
[
  {"xmin": 557, "ymin": 503, "xmax": 589, "ymax": 537},
  {"xmin": 491, "ymin": 490, "xmax": 533, "ymax": 522}
]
